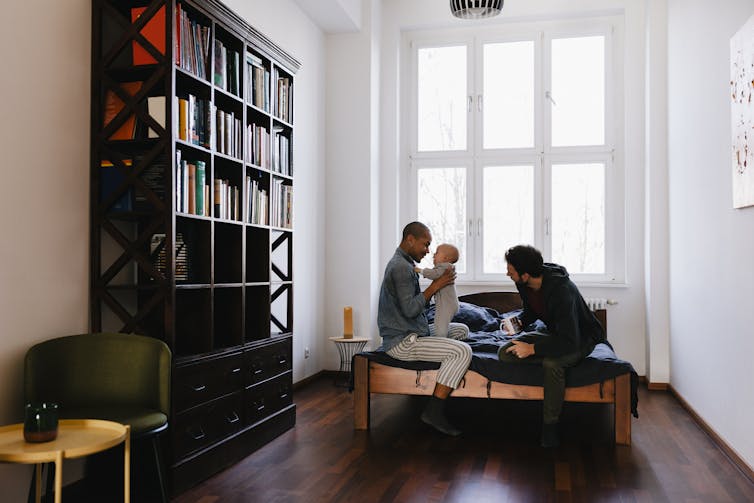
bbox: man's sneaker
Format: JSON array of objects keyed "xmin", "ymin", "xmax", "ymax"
[{"xmin": 421, "ymin": 397, "xmax": 462, "ymax": 436}]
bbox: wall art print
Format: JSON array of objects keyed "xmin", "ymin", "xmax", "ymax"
[{"xmin": 730, "ymin": 13, "xmax": 754, "ymax": 209}]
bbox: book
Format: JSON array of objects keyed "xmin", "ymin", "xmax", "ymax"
[
  {"xmin": 214, "ymin": 178, "xmax": 223, "ymax": 218},
  {"xmin": 214, "ymin": 39, "xmax": 226, "ymax": 89},
  {"xmin": 181, "ymin": 159, "xmax": 189, "ymax": 213},
  {"xmin": 195, "ymin": 160, "xmax": 206, "ymax": 216},
  {"xmin": 103, "ymin": 81, "xmax": 143, "ymax": 140},
  {"xmin": 131, "ymin": 6, "xmax": 166, "ymax": 65},
  {"xmin": 176, "ymin": 151, "xmax": 182, "ymax": 212},
  {"xmin": 188, "ymin": 163, "xmax": 196, "ymax": 214},
  {"xmin": 177, "ymin": 97, "xmax": 188, "ymax": 140}
]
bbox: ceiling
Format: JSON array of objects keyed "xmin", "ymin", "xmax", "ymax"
[{"xmin": 292, "ymin": 0, "xmax": 363, "ymax": 33}]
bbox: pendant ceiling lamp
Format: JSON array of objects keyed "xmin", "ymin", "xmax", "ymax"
[{"xmin": 450, "ymin": 0, "xmax": 503, "ymax": 19}]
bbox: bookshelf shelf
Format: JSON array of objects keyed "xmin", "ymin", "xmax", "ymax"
[{"xmin": 91, "ymin": 0, "xmax": 298, "ymax": 495}]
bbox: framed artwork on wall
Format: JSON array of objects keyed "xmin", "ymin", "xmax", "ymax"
[{"xmin": 730, "ymin": 13, "xmax": 754, "ymax": 209}]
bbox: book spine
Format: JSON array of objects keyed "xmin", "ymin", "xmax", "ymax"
[
  {"xmin": 195, "ymin": 160, "xmax": 205, "ymax": 215},
  {"xmin": 188, "ymin": 163, "xmax": 196, "ymax": 214},
  {"xmin": 176, "ymin": 150, "xmax": 182, "ymax": 212},
  {"xmin": 214, "ymin": 178, "xmax": 222, "ymax": 218},
  {"xmin": 181, "ymin": 159, "xmax": 189, "ymax": 213}
]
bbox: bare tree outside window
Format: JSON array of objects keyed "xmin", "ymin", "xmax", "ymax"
[
  {"xmin": 417, "ymin": 168, "xmax": 467, "ymax": 272},
  {"xmin": 551, "ymin": 163, "xmax": 605, "ymax": 273}
]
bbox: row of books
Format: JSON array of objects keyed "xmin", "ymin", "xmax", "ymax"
[
  {"xmin": 176, "ymin": 3, "xmax": 211, "ymax": 80},
  {"xmin": 270, "ymin": 179, "xmax": 293, "ymax": 229},
  {"xmin": 214, "ymin": 39, "xmax": 241, "ymax": 97},
  {"xmin": 176, "ymin": 153, "xmax": 209, "ymax": 216},
  {"xmin": 216, "ymin": 109, "xmax": 243, "ymax": 159},
  {"xmin": 273, "ymin": 129, "xmax": 291, "ymax": 176},
  {"xmin": 214, "ymin": 179, "xmax": 241, "ymax": 221},
  {"xmin": 177, "ymin": 94, "xmax": 211, "ymax": 149},
  {"xmin": 247, "ymin": 176, "xmax": 268, "ymax": 226},
  {"xmin": 247, "ymin": 53, "xmax": 270, "ymax": 111},
  {"xmin": 273, "ymin": 68, "xmax": 293, "ymax": 123},
  {"xmin": 247, "ymin": 123, "xmax": 270, "ymax": 169}
]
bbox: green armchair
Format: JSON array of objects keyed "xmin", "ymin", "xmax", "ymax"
[{"xmin": 24, "ymin": 332, "xmax": 171, "ymax": 502}]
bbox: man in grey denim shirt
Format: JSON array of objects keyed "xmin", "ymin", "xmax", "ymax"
[{"xmin": 378, "ymin": 222, "xmax": 471, "ymax": 436}]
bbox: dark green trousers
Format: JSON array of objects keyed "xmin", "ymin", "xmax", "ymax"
[{"xmin": 498, "ymin": 342, "xmax": 594, "ymax": 424}]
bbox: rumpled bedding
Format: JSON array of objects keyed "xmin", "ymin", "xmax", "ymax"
[{"xmin": 356, "ymin": 301, "xmax": 638, "ymax": 417}]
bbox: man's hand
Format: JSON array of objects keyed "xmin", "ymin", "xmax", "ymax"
[
  {"xmin": 433, "ymin": 265, "xmax": 456, "ymax": 289},
  {"xmin": 423, "ymin": 265, "xmax": 455, "ymax": 302},
  {"xmin": 505, "ymin": 340, "xmax": 535, "ymax": 359}
]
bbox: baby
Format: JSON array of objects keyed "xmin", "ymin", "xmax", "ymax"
[{"xmin": 415, "ymin": 243, "xmax": 460, "ymax": 338}]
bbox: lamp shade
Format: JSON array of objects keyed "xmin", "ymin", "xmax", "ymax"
[{"xmin": 450, "ymin": 0, "xmax": 503, "ymax": 19}]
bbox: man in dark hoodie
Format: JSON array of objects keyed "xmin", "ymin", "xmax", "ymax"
[{"xmin": 498, "ymin": 245, "xmax": 605, "ymax": 447}]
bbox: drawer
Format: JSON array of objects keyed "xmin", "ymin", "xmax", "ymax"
[
  {"xmin": 245, "ymin": 338, "xmax": 292, "ymax": 385},
  {"xmin": 174, "ymin": 352, "xmax": 244, "ymax": 412},
  {"xmin": 173, "ymin": 391, "xmax": 244, "ymax": 459},
  {"xmin": 244, "ymin": 371, "xmax": 293, "ymax": 426}
]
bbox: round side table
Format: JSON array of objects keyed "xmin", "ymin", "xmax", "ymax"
[
  {"xmin": 329, "ymin": 337, "xmax": 369, "ymax": 387},
  {"xmin": 0, "ymin": 419, "xmax": 130, "ymax": 503}
]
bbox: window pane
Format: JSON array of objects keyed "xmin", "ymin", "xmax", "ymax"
[
  {"xmin": 482, "ymin": 165, "xmax": 534, "ymax": 273},
  {"xmin": 551, "ymin": 36, "xmax": 605, "ymax": 147},
  {"xmin": 417, "ymin": 167, "xmax": 467, "ymax": 272},
  {"xmin": 551, "ymin": 163, "xmax": 605, "ymax": 273},
  {"xmin": 483, "ymin": 41, "xmax": 535, "ymax": 149},
  {"xmin": 417, "ymin": 46, "xmax": 467, "ymax": 151}
]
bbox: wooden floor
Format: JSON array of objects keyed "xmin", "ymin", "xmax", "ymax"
[{"xmin": 173, "ymin": 376, "xmax": 754, "ymax": 502}]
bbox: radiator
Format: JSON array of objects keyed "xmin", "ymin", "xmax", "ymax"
[{"xmin": 584, "ymin": 297, "xmax": 617, "ymax": 310}]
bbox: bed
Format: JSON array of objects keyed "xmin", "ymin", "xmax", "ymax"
[{"xmin": 352, "ymin": 291, "xmax": 638, "ymax": 445}]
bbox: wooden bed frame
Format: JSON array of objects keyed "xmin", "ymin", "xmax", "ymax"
[{"xmin": 353, "ymin": 291, "xmax": 632, "ymax": 445}]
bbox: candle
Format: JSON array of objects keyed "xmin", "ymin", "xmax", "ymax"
[{"xmin": 344, "ymin": 306, "xmax": 353, "ymax": 339}]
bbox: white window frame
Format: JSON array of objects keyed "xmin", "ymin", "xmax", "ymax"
[{"xmin": 403, "ymin": 17, "xmax": 625, "ymax": 286}]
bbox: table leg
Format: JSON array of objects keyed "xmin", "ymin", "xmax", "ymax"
[
  {"xmin": 124, "ymin": 425, "xmax": 131, "ymax": 503},
  {"xmin": 53, "ymin": 452, "xmax": 62, "ymax": 503},
  {"xmin": 34, "ymin": 464, "xmax": 42, "ymax": 503}
]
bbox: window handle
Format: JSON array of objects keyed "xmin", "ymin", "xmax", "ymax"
[
  {"xmin": 467, "ymin": 95, "xmax": 473, "ymax": 113},
  {"xmin": 477, "ymin": 218, "xmax": 482, "ymax": 237},
  {"xmin": 545, "ymin": 90, "xmax": 557, "ymax": 106},
  {"xmin": 468, "ymin": 219, "xmax": 473, "ymax": 237},
  {"xmin": 545, "ymin": 217, "xmax": 550, "ymax": 235},
  {"xmin": 477, "ymin": 94, "xmax": 483, "ymax": 112}
]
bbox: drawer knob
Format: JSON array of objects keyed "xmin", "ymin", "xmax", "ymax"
[
  {"xmin": 226, "ymin": 411, "xmax": 240, "ymax": 424},
  {"xmin": 191, "ymin": 384, "xmax": 206, "ymax": 392},
  {"xmin": 188, "ymin": 427, "xmax": 206, "ymax": 441}
]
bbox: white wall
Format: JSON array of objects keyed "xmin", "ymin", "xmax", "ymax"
[
  {"xmin": 322, "ymin": 1, "xmax": 384, "ymax": 369},
  {"xmin": 0, "ymin": 1, "xmax": 91, "ymax": 499},
  {"xmin": 0, "ymin": 0, "xmax": 326, "ymax": 499},
  {"xmin": 667, "ymin": 0, "xmax": 754, "ymax": 472}
]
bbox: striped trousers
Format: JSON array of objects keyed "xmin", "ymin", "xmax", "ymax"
[{"xmin": 386, "ymin": 322, "xmax": 472, "ymax": 389}]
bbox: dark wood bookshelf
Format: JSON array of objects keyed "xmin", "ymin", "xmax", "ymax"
[{"xmin": 90, "ymin": 0, "xmax": 299, "ymax": 495}]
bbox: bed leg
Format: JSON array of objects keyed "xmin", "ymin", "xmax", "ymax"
[
  {"xmin": 614, "ymin": 373, "xmax": 631, "ymax": 445},
  {"xmin": 353, "ymin": 354, "xmax": 370, "ymax": 430}
]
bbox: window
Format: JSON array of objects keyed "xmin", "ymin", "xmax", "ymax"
[{"xmin": 406, "ymin": 20, "xmax": 624, "ymax": 284}]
